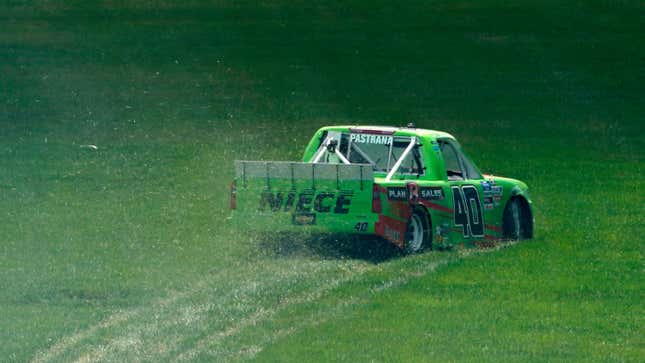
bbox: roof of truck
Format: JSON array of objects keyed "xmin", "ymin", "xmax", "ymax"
[{"xmin": 317, "ymin": 125, "xmax": 456, "ymax": 140}]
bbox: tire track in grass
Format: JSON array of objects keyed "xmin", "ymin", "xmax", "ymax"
[
  {"xmin": 33, "ymin": 241, "xmax": 518, "ymax": 363},
  {"xmin": 80, "ymin": 263, "xmax": 365, "ymax": 363},
  {"xmin": 31, "ymin": 311, "xmax": 132, "ymax": 363},
  {"xmin": 159, "ymin": 261, "xmax": 372, "ymax": 362},
  {"xmin": 81, "ymin": 261, "xmax": 352, "ymax": 362},
  {"xmin": 29, "ymin": 276, "xmax": 214, "ymax": 363},
  {"xmin": 217, "ymin": 255, "xmax": 455, "ymax": 362},
  {"xmin": 31, "ymin": 259, "xmax": 338, "ymax": 363},
  {"xmin": 37, "ymin": 259, "xmax": 369, "ymax": 363},
  {"xmin": 174, "ymin": 263, "xmax": 375, "ymax": 362},
  {"xmin": 223, "ymin": 242, "xmax": 521, "ymax": 362}
]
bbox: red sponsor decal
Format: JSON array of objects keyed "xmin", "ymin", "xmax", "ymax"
[
  {"xmin": 372, "ymin": 184, "xmax": 383, "ymax": 213},
  {"xmin": 485, "ymin": 224, "xmax": 502, "ymax": 232},
  {"xmin": 374, "ymin": 184, "xmax": 388, "ymax": 194},
  {"xmin": 375, "ymin": 185, "xmax": 412, "ymax": 219},
  {"xmin": 375, "ymin": 215, "xmax": 407, "ymax": 247},
  {"xmin": 388, "ymin": 201, "xmax": 412, "ymax": 220},
  {"xmin": 349, "ymin": 128, "xmax": 395, "ymax": 135}
]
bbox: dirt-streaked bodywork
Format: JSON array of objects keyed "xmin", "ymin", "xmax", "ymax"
[{"xmin": 231, "ymin": 125, "xmax": 533, "ymax": 249}]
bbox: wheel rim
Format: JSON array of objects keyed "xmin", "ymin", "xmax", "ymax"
[{"xmin": 406, "ymin": 214, "xmax": 424, "ymax": 252}]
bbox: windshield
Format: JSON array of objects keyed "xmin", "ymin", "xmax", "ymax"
[{"xmin": 312, "ymin": 132, "xmax": 424, "ymax": 176}]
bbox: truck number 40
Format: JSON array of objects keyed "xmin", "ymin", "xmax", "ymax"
[{"xmin": 452, "ymin": 185, "xmax": 484, "ymax": 238}]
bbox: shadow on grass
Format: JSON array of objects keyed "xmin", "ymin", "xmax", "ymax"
[{"xmin": 256, "ymin": 232, "xmax": 403, "ymax": 264}]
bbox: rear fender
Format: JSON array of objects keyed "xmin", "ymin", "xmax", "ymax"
[{"xmin": 374, "ymin": 182, "xmax": 433, "ymax": 249}]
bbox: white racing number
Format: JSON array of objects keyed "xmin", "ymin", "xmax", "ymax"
[{"xmin": 451, "ymin": 185, "xmax": 484, "ymax": 237}]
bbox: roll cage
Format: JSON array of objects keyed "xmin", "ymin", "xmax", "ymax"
[{"xmin": 311, "ymin": 131, "xmax": 424, "ymax": 181}]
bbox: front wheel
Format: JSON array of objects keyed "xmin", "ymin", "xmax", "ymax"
[
  {"xmin": 405, "ymin": 208, "xmax": 431, "ymax": 253},
  {"xmin": 503, "ymin": 198, "xmax": 531, "ymax": 240}
]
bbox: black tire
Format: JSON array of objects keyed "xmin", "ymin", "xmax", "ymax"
[
  {"xmin": 405, "ymin": 208, "xmax": 431, "ymax": 253},
  {"xmin": 503, "ymin": 198, "xmax": 530, "ymax": 240}
]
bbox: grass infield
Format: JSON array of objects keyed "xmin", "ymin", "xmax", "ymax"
[{"xmin": 1, "ymin": 1, "xmax": 643, "ymax": 362}]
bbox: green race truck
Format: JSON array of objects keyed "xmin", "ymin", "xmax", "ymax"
[{"xmin": 230, "ymin": 125, "xmax": 533, "ymax": 252}]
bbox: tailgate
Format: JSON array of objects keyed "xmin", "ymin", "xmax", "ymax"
[{"xmin": 231, "ymin": 161, "xmax": 376, "ymax": 233}]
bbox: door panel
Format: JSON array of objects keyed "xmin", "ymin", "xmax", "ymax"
[
  {"xmin": 450, "ymin": 183, "xmax": 485, "ymax": 238},
  {"xmin": 439, "ymin": 139, "xmax": 487, "ymax": 241}
]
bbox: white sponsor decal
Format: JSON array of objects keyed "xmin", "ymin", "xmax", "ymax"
[{"xmin": 350, "ymin": 133, "xmax": 392, "ymax": 145}]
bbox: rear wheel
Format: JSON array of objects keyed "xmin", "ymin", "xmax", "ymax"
[{"xmin": 405, "ymin": 208, "xmax": 431, "ymax": 253}]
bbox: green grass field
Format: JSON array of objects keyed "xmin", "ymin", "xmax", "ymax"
[{"xmin": 1, "ymin": 1, "xmax": 643, "ymax": 362}]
